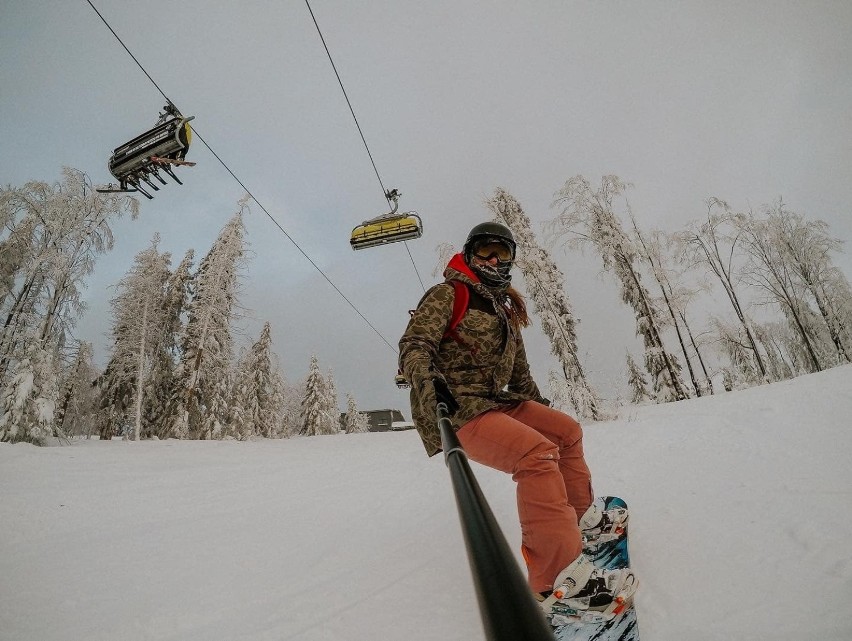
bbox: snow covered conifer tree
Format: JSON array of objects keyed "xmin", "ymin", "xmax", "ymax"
[
  {"xmin": 298, "ymin": 359, "xmax": 339, "ymax": 436},
  {"xmin": 145, "ymin": 249, "xmax": 194, "ymax": 436},
  {"xmin": 56, "ymin": 341, "xmax": 99, "ymax": 438},
  {"xmin": 300, "ymin": 356, "xmax": 325, "ymax": 436},
  {"xmin": 320, "ymin": 368, "xmax": 340, "ymax": 435},
  {"xmin": 0, "ymin": 336, "xmax": 59, "ymax": 444},
  {"xmin": 100, "ymin": 235, "xmax": 171, "ymax": 440},
  {"xmin": 486, "ymin": 188, "xmax": 602, "ymax": 419},
  {"xmin": 268, "ymin": 370, "xmax": 288, "ymax": 438},
  {"xmin": 231, "ymin": 322, "xmax": 278, "ymax": 439},
  {"xmin": 626, "ymin": 352, "xmax": 652, "ymax": 404},
  {"xmin": 227, "ymin": 347, "xmax": 250, "ymax": 440},
  {"xmin": 343, "ymin": 393, "xmax": 370, "ymax": 433},
  {"xmin": 279, "ymin": 377, "xmax": 304, "ymax": 437},
  {"xmin": 551, "ymin": 175, "xmax": 689, "ymax": 402},
  {"xmin": 160, "ymin": 205, "xmax": 247, "ymax": 439}
]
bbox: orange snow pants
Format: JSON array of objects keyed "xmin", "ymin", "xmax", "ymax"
[{"xmin": 456, "ymin": 400, "xmax": 593, "ymax": 593}]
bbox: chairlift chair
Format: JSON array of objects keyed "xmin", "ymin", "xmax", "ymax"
[
  {"xmin": 97, "ymin": 103, "xmax": 196, "ymax": 199},
  {"xmin": 350, "ymin": 189, "xmax": 423, "ymax": 250},
  {"xmin": 394, "ymin": 370, "xmax": 410, "ymax": 388}
]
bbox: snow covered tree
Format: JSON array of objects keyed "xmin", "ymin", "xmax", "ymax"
[
  {"xmin": 143, "ymin": 249, "xmax": 194, "ymax": 436},
  {"xmin": 433, "ymin": 242, "xmax": 458, "ymax": 277},
  {"xmin": 267, "ymin": 370, "xmax": 289, "ymax": 438},
  {"xmin": 713, "ymin": 317, "xmax": 765, "ymax": 390},
  {"xmin": 228, "ymin": 347, "xmax": 250, "ymax": 440},
  {"xmin": 343, "ymin": 393, "xmax": 370, "ymax": 433},
  {"xmin": 300, "ymin": 357, "xmax": 339, "ymax": 436},
  {"xmin": 0, "ymin": 210, "xmax": 37, "ymax": 313},
  {"xmin": 99, "ymin": 236, "xmax": 171, "ymax": 440},
  {"xmin": 736, "ymin": 209, "xmax": 828, "ymax": 373},
  {"xmin": 550, "ymin": 175, "xmax": 689, "ymax": 402},
  {"xmin": 545, "ymin": 369, "xmax": 602, "ymax": 419},
  {"xmin": 752, "ymin": 321, "xmax": 795, "ymax": 382},
  {"xmin": 630, "ymin": 219, "xmax": 714, "ymax": 396},
  {"xmin": 756, "ymin": 201, "xmax": 852, "ymax": 366},
  {"xmin": 0, "ymin": 169, "xmax": 138, "ymax": 382},
  {"xmin": 95, "ymin": 357, "xmax": 132, "ymax": 440},
  {"xmin": 322, "ymin": 368, "xmax": 340, "ymax": 435},
  {"xmin": 486, "ymin": 188, "xmax": 602, "ymax": 419},
  {"xmin": 0, "ymin": 336, "xmax": 60, "ymax": 444},
  {"xmin": 301, "ymin": 356, "xmax": 326, "ymax": 436},
  {"xmin": 160, "ymin": 205, "xmax": 247, "ymax": 439},
  {"xmin": 56, "ymin": 341, "xmax": 99, "ymax": 438},
  {"xmin": 680, "ymin": 199, "xmax": 768, "ymax": 383},
  {"xmin": 0, "ymin": 169, "xmax": 135, "ymax": 442},
  {"xmin": 230, "ymin": 322, "xmax": 279, "ymax": 439},
  {"xmin": 280, "ymin": 377, "xmax": 305, "ymax": 437},
  {"xmin": 625, "ymin": 352, "xmax": 652, "ymax": 404}
]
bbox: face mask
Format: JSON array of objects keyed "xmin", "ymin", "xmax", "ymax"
[{"xmin": 470, "ymin": 259, "xmax": 512, "ymax": 288}]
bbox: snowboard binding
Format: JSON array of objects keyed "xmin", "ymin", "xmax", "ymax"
[
  {"xmin": 547, "ymin": 570, "xmax": 638, "ymax": 625},
  {"xmin": 580, "ymin": 503, "xmax": 629, "ymax": 551}
]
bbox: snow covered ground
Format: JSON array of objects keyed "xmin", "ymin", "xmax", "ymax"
[{"xmin": 2, "ymin": 365, "xmax": 851, "ymax": 641}]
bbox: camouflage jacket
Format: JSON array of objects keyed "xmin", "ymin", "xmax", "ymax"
[{"xmin": 399, "ymin": 253, "xmax": 546, "ymax": 456}]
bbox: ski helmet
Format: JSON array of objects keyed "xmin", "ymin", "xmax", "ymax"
[{"xmin": 463, "ymin": 221, "xmax": 516, "ymax": 287}]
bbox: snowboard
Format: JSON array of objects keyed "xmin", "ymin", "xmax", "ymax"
[{"xmin": 549, "ymin": 496, "xmax": 639, "ymax": 641}]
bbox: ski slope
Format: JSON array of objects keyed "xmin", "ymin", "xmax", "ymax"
[{"xmin": 2, "ymin": 365, "xmax": 851, "ymax": 641}]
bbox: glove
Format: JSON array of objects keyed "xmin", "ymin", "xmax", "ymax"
[{"xmin": 432, "ymin": 376, "xmax": 460, "ymax": 416}]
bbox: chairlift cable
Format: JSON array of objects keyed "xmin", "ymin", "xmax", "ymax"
[
  {"xmin": 192, "ymin": 130, "xmax": 400, "ymax": 355},
  {"xmin": 304, "ymin": 0, "xmax": 426, "ymax": 293},
  {"xmin": 85, "ymin": 0, "xmax": 172, "ymax": 106},
  {"xmin": 403, "ymin": 241, "xmax": 427, "ymax": 291},
  {"xmin": 84, "ymin": 0, "xmax": 400, "ymax": 355},
  {"xmin": 304, "ymin": 0, "xmax": 389, "ymax": 206}
]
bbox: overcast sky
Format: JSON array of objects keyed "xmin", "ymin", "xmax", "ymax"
[{"xmin": 2, "ymin": 1, "xmax": 851, "ymax": 414}]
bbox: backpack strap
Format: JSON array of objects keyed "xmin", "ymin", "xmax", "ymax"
[
  {"xmin": 442, "ymin": 280, "xmax": 477, "ymax": 356},
  {"xmin": 409, "ymin": 280, "xmax": 474, "ymax": 349},
  {"xmin": 399, "ymin": 281, "xmax": 474, "ymax": 388},
  {"xmin": 444, "ymin": 280, "xmax": 469, "ymax": 338}
]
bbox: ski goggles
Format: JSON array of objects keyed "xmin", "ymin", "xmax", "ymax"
[{"xmin": 472, "ymin": 240, "xmax": 514, "ymax": 262}]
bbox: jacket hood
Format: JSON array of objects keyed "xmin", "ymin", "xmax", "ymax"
[{"xmin": 443, "ymin": 253, "xmax": 480, "ymax": 285}]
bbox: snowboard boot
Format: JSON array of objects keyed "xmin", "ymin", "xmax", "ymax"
[
  {"xmin": 539, "ymin": 554, "xmax": 637, "ymax": 624},
  {"xmin": 580, "ymin": 503, "xmax": 628, "ymax": 550}
]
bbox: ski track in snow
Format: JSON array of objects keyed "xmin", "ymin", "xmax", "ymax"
[{"xmin": 1, "ymin": 365, "xmax": 851, "ymax": 640}]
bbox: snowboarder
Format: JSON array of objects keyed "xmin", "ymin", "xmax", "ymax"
[{"xmin": 399, "ymin": 221, "xmax": 635, "ymax": 617}]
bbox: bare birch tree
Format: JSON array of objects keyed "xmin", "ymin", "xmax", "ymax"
[
  {"xmin": 679, "ymin": 198, "xmax": 768, "ymax": 383},
  {"xmin": 550, "ymin": 175, "xmax": 688, "ymax": 402},
  {"xmin": 0, "ymin": 168, "xmax": 137, "ymax": 381},
  {"xmin": 759, "ymin": 201, "xmax": 852, "ymax": 365},
  {"xmin": 630, "ymin": 219, "xmax": 713, "ymax": 395},
  {"xmin": 735, "ymin": 209, "xmax": 828, "ymax": 373}
]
